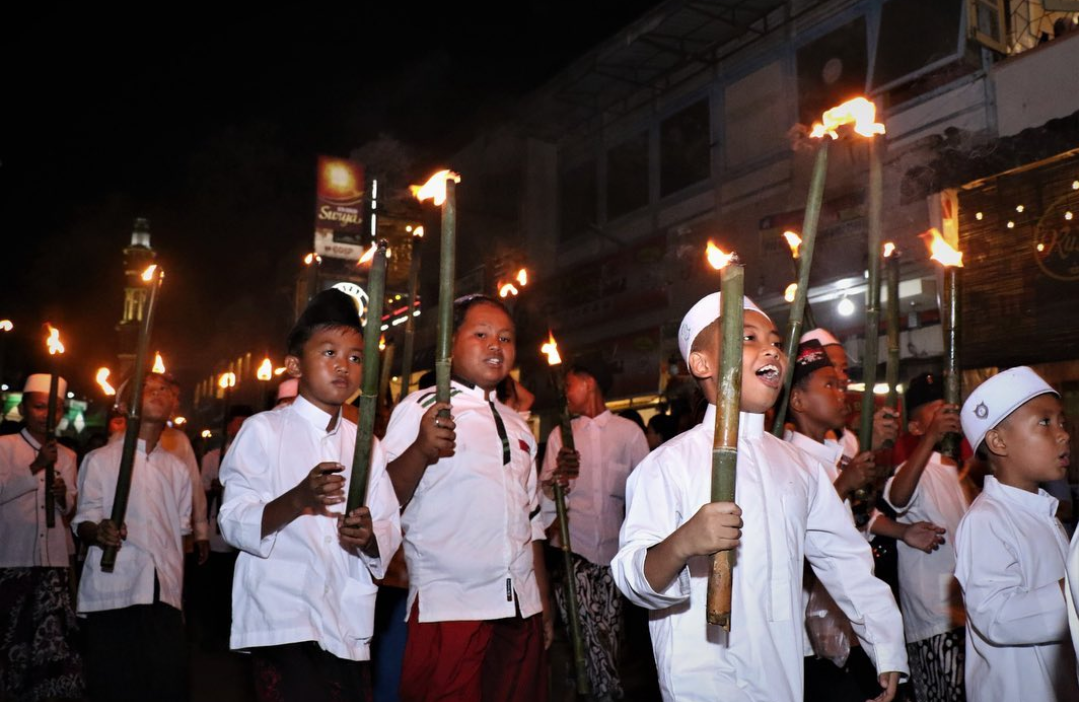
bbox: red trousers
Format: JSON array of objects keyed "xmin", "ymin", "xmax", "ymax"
[{"xmin": 399, "ymin": 601, "xmax": 547, "ymax": 702}]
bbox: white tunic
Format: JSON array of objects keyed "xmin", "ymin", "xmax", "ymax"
[
  {"xmin": 612, "ymin": 407, "xmax": 907, "ymax": 702},
  {"xmin": 1068, "ymin": 530, "xmax": 1079, "ymax": 686},
  {"xmin": 199, "ymin": 448, "xmax": 233, "ymax": 554},
  {"xmin": 382, "ymin": 380, "xmax": 545, "ymax": 623},
  {"xmin": 539, "ymin": 410, "xmax": 649, "ymax": 566},
  {"xmin": 884, "ymin": 452, "xmax": 969, "ymax": 642},
  {"xmin": 0, "ymin": 430, "xmax": 77, "ymax": 568},
  {"xmin": 218, "ymin": 396, "xmax": 401, "ymax": 661},
  {"xmin": 955, "ymin": 476, "xmax": 1078, "ymax": 702}
]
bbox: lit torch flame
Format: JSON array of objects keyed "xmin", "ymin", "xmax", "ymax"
[
  {"xmin": 304, "ymin": 253, "xmax": 321, "ymax": 265},
  {"xmin": 357, "ymin": 241, "xmax": 390, "ymax": 265},
  {"xmin": 152, "ymin": 352, "xmax": 166, "ymax": 374},
  {"xmin": 783, "ymin": 231, "xmax": 802, "ymax": 259},
  {"xmin": 541, "ymin": 331, "xmax": 562, "ymax": 367},
  {"xmin": 883, "ymin": 242, "xmax": 896, "ymax": 258},
  {"xmin": 705, "ymin": 240, "xmax": 736, "ymax": 270},
  {"xmin": 0, "ymin": 320, "xmax": 12, "ymax": 332},
  {"xmin": 412, "ymin": 226, "xmax": 425, "ymax": 238},
  {"xmin": 379, "ymin": 335, "xmax": 386, "ymax": 352},
  {"xmin": 920, "ymin": 228, "xmax": 963, "ymax": 268},
  {"xmin": 218, "ymin": 372, "xmax": 236, "ymax": 389},
  {"xmin": 499, "ymin": 282, "xmax": 519, "ymax": 298},
  {"xmin": 809, "ymin": 97, "xmax": 886, "ymax": 140},
  {"xmin": 173, "ymin": 416, "xmax": 187, "ymax": 426},
  {"xmin": 784, "ymin": 283, "xmax": 798, "ymax": 303},
  {"xmin": 45, "ymin": 324, "xmax": 65, "ymax": 355},
  {"xmin": 257, "ymin": 358, "xmax": 273, "ymax": 381},
  {"xmin": 141, "ymin": 264, "xmax": 159, "ymax": 282},
  {"xmin": 410, "ymin": 170, "xmax": 462, "ymax": 207},
  {"xmin": 273, "ymin": 366, "xmax": 287, "ymax": 376},
  {"xmin": 515, "ymin": 268, "xmax": 528, "ymax": 286},
  {"xmin": 96, "ymin": 368, "xmax": 116, "ymax": 396}
]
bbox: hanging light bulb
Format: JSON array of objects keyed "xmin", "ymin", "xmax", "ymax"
[{"xmin": 837, "ymin": 296, "xmax": 855, "ymax": 317}]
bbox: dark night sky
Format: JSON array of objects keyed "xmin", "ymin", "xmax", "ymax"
[{"xmin": 1, "ymin": 3, "xmax": 659, "ymax": 399}]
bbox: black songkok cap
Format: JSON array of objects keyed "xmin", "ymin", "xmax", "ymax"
[
  {"xmin": 792, "ymin": 339, "xmax": 833, "ymax": 386},
  {"xmin": 286, "ymin": 289, "xmax": 362, "ymax": 354},
  {"xmin": 905, "ymin": 372, "xmax": 944, "ymax": 414}
]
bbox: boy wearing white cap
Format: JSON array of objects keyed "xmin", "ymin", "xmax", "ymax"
[
  {"xmin": 0, "ymin": 374, "xmax": 83, "ymax": 700},
  {"xmin": 611, "ymin": 293, "xmax": 907, "ymax": 702},
  {"xmin": 954, "ymin": 367, "xmax": 1077, "ymax": 702}
]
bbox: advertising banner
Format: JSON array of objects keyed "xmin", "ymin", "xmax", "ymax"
[{"xmin": 314, "ymin": 156, "xmax": 366, "ymax": 260}]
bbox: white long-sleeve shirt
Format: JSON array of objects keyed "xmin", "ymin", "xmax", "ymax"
[
  {"xmin": 199, "ymin": 448, "xmax": 233, "ymax": 554},
  {"xmin": 612, "ymin": 407, "xmax": 907, "ymax": 702},
  {"xmin": 539, "ymin": 410, "xmax": 649, "ymax": 566},
  {"xmin": 218, "ymin": 396, "xmax": 401, "ymax": 662},
  {"xmin": 160, "ymin": 427, "xmax": 209, "ymax": 542},
  {"xmin": 955, "ymin": 476, "xmax": 1078, "ymax": 701},
  {"xmin": 0, "ymin": 430, "xmax": 77, "ymax": 567},
  {"xmin": 74, "ymin": 437, "xmax": 192, "ymax": 613},
  {"xmin": 884, "ymin": 452, "xmax": 969, "ymax": 643},
  {"xmin": 381, "ymin": 380, "xmax": 544, "ymax": 623}
]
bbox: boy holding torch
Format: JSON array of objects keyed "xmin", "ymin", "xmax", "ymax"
[
  {"xmin": 611, "ymin": 293, "xmax": 906, "ymax": 702},
  {"xmin": 382, "ymin": 294, "xmax": 551, "ymax": 702},
  {"xmin": 0, "ymin": 374, "xmax": 83, "ymax": 701},
  {"xmin": 73, "ymin": 372, "xmax": 192, "ymax": 702},
  {"xmin": 218, "ymin": 289, "xmax": 401, "ymax": 700}
]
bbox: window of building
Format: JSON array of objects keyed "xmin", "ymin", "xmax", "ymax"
[
  {"xmin": 606, "ymin": 132, "xmax": 650, "ymax": 220},
  {"xmin": 660, "ymin": 99, "xmax": 711, "ymax": 198},
  {"xmin": 871, "ymin": 0, "xmax": 963, "ymax": 92},
  {"xmin": 560, "ymin": 159, "xmax": 597, "ymax": 241}
]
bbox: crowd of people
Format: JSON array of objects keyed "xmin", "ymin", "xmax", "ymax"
[{"xmin": 1, "ymin": 288, "xmax": 1076, "ymax": 702}]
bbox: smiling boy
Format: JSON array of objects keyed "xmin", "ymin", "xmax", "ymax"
[
  {"xmin": 382, "ymin": 294, "xmax": 550, "ymax": 702},
  {"xmin": 611, "ymin": 293, "xmax": 906, "ymax": 702},
  {"xmin": 954, "ymin": 367, "xmax": 1078, "ymax": 702}
]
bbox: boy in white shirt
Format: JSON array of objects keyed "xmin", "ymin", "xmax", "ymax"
[
  {"xmin": 883, "ymin": 373, "xmax": 970, "ymax": 702},
  {"xmin": 74, "ymin": 372, "xmax": 192, "ymax": 702},
  {"xmin": 955, "ymin": 367, "xmax": 1078, "ymax": 702},
  {"xmin": 611, "ymin": 293, "xmax": 907, "ymax": 702},
  {"xmin": 382, "ymin": 294, "xmax": 551, "ymax": 702},
  {"xmin": 219, "ymin": 289, "xmax": 401, "ymax": 701}
]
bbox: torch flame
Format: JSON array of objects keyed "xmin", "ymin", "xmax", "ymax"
[
  {"xmin": 920, "ymin": 228, "xmax": 963, "ymax": 268},
  {"xmin": 173, "ymin": 416, "xmax": 187, "ymax": 426},
  {"xmin": 499, "ymin": 282, "xmax": 519, "ymax": 298},
  {"xmin": 257, "ymin": 357, "xmax": 273, "ymax": 381},
  {"xmin": 541, "ymin": 331, "xmax": 562, "ymax": 367},
  {"xmin": 0, "ymin": 320, "xmax": 12, "ymax": 332},
  {"xmin": 273, "ymin": 366, "xmax": 287, "ymax": 376},
  {"xmin": 412, "ymin": 226, "xmax": 425, "ymax": 238},
  {"xmin": 784, "ymin": 283, "xmax": 798, "ymax": 303},
  {"xmin": 883, "ymin": 242, "xmax": 896, "ymax": 258},
  {"xmin": 357, "ymin": 241, "xmax": 390, "ymax": 265},
  {"xmin": 304, "ymin": 253, "xmax": 321, "ymax": 265},
  {"xmin": 809, "ymin": 97, "xmax": 886, "ymax": 140},
  {"xmin": 45, "ymin": 324, "xmax": 65, "ymax": 356},
  {"xmin": 379, "ymin": 335, "xmax": 387, "ymax": 352},
  {"xmin": 410, "ymin": 170, "xmax": 462, "ymax": 207},
  {"xmin": 515, "ymin": 268, "xmax": 528, "ymax": 286},
  {"xmin": 141, "ymin": 264, "xmax": 158, "ymax": 282},
  {"xmin": 783, "ymin": 231, "xmax": 802, "ymax": 259},
  {"xmin": 96, "ymin": 368, "xmax": 116, "ymax": 396},
  {"xmin": 218, "ymin": 372, "xmax": 236, "ymax": 389},
  {"xmin": 705, "ymin": 240, "xmax": 736, "ymax": 270},
  {"xmin": 152, "ymin": 352, "xmax": 166, "ymax": 374}
]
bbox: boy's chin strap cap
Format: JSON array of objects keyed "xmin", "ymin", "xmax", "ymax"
[
  {"xmin": 960, "ymin": 366, "xmax": 1058, "ymax": 454},
  {"xmin": 678, "ymin": 293, "xmax": 767, "ymax": 365}
]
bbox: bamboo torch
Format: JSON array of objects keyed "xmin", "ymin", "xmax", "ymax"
[
  {"xmin": 922, "ymin": 228, "xmax": 964, "ymax": 461},
  {"xmin": 412, "ymin": 170, "xmax": 461, "ymax": 421},
  {"xmin": 540, "ymin": 331, "xmax": 591, "ymax": 696},
  {"xmin": 705, "ymin": 242, "xmax": 744, "ymax": 630},
  {"xmin": 346, "ymin": 240, "xmax": 389, "ymax": 512},
  {"xmin": 399, "ymin": 226, "xmax": 424, "ymax": 402},
  {"xmin": 43, "ymin": 324, "xmax": 66, "ymax": 528},
  {"xmin": 781, "ymin": 231, "xmax": 816, "ymax": 331},
  {"xmin": 883, "ymin": 243, "xmax": 901, "ymax": 423},
  {"xmin": 102, "ymin": 264, "xmax": 164, "ymax": 572},
  {"xmin": 859, "ymin": 130, "xmax": 886, "ymax": 451},
  {"xmin": 378, "ymin": 336, "xmax": 395, "ymax": 407}
]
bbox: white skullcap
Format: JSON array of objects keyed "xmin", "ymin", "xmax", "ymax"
[
  {"xmin": 23, "ymin": 373, "xmax": 67, "ymax": 399},
  {"xmin": 800, "ymin": 328, "xmax": 841, "ymax": 347},
  {"xmin": 678, "ymin": 293, "xmax": 767, "ymax": 364},
  {"xmin": 276, "ymin": 377, "xmax": 299, "ymax": 402},
  {"xmin": 961, "ymin": 366, "xmax": 1058, "ymax": 453}
]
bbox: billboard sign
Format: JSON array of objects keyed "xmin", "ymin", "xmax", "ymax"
[{"xmin": 314, "ymin": 156, "xmax": 366, "ymax": 260}]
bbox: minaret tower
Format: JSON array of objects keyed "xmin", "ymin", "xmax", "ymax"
[{"xmin": 116, "ymin": 217, "xmax": 157, "ymax": 377}]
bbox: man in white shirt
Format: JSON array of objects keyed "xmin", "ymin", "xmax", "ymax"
[
  {"xmin": 540, "ymin": 355, "xmax": 649, "ymax": 699},
  {"xmin": 0, "ymin": 374, "xmax": 84, "ymax": 701},
  {"xmin": 956, "ymin": 367, "xmax": 1078, "ymax": 702},
  {"xmin": 612, "ymin": 293, "xmax": 907, "ymax": 702},
  {"xmin": 74, "ymin": 372, "xmax": 192, "ymax": 702}
]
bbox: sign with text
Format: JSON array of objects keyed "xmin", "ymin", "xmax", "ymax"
[{"xmin": 314, "ymin": 157, "xmax": 366, "ymax": 261}]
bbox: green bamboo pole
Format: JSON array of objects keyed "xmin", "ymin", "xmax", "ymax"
[
  {"xmin": 435, "ymin": 179, "xmax": 456, "ymax": 421},
  {"xmin": 884, "ymin": 249, "xmax": 901, "ymax": 422},
  {"xmin": 102, "ymin": 266, "xmax": 164, "ymax": 572},
  {"xmin": 940, "ymin": 265, "xmax": 961, "ymax": 461},
  {"xmin": 398, "ymin": 230, "xmax": 424, "ymax": 402},
  {"xmin": 708, "ymin": 257, "xmax": 745, "ymax": 630},
  {"xmin": 772, "ymin": 140, "xmax": 829, "ymax": 436},
  {"xmin": 859, "ymin": 138, "xmax": 884, "ymax": 451},
  {"xmin": 347, "ymin": 240, "xmax": 389, "ymax": 512}
]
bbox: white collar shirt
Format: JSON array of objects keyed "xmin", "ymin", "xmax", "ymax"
[
  {"xmin": 1067, "ymin": 530, "xmax": 1079, "ymax": 689},
  {"xmin": 218, "ymin": 396, "xmax": 402, "ymax": 661},
  {"xmin": 612, "ymin": 407, "xmax": 907, "ymax": 702},
  {"xmin": 0, "ymin": 430, "xmax": 78, "ymax": 567},
  {"xmin": 884, "ymin": 452, "xmax": 969, "ymax": 642},
  {"xmin": 539, "ymin": 410, "xmax": 650, "ymax": 566},
  {"xmin": 199, "ymin": 448, "xmax": 233, "ymax": 553},
  {"xmin": 382, "ymin": 380, "xmax": 543, "ymax": 623},
  {"xmin": 159, "ymin": 427, "xmax": 208, "ymax": 541},
  {"xmin": 955, "ymin": 476, "xmax": 1078, "ymax": 701},
  {"xmin": 74, "ymin": 437, "xmax": 192, "ymax": 613}
]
